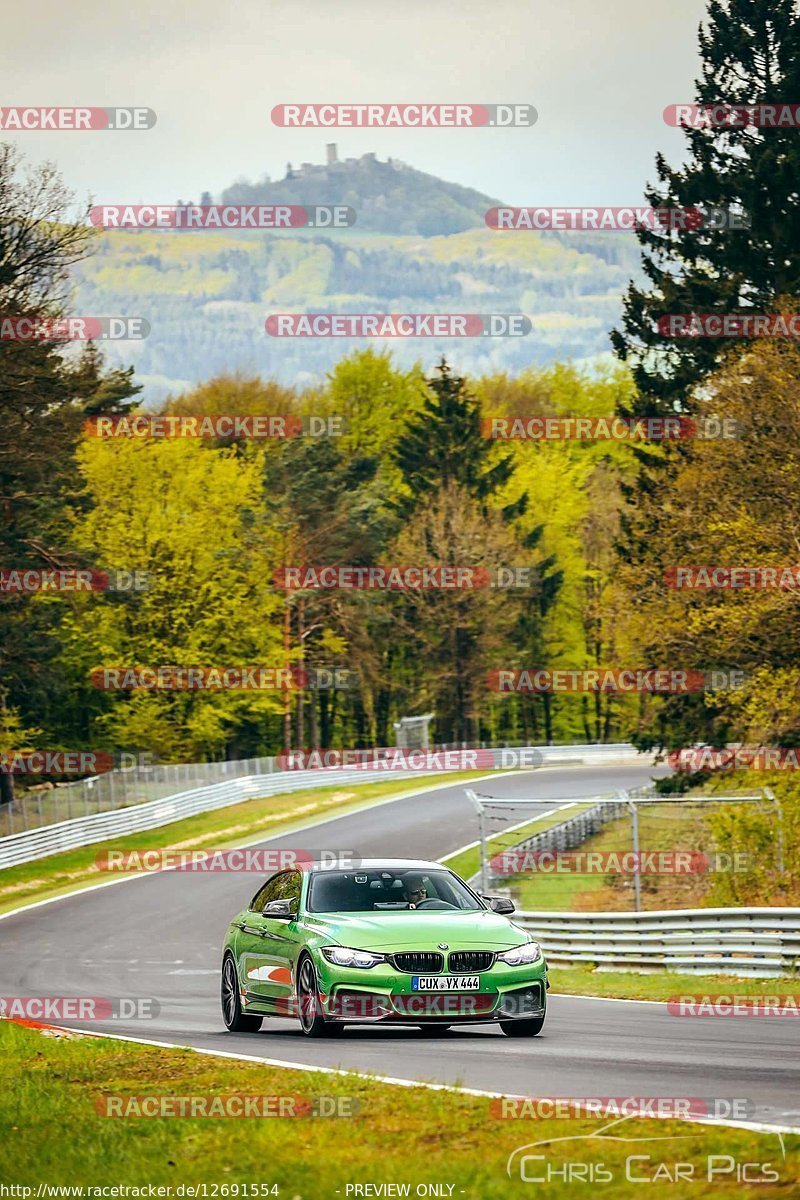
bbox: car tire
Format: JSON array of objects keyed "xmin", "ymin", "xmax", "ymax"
[
  {"xmin": 499, "ymin": 1014, "xmax": 545, "ymax": 1037},
  {"xmin": 221, "ymin": 953, "xmax": 263, "ymax": 1032},
  {"xmin": 296, "ymin": 954, "xmax": 341, "ymax": 1037}
]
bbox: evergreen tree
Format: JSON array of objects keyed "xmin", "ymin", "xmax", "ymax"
[
  {"xmin": 611, "ymin": 0, "xmax": 800, "ymax": 417},
  {"xmin": 394, "ymin": 358, "xmax": 524, "ymax": 518}
]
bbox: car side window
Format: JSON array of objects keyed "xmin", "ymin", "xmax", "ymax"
[
  {"xmin": 280, "ymin": 871, "xmax": 302, "ymax": 910},
  {"xmin": 250, "ymin": 872, "xmax": 290, "ymax": 912}
]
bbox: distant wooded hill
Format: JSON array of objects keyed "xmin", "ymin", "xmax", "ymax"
[
  {"xmin": 219, "ymin": 151, "xmax": 500, "ymax": 236},
  {"xmin": 73, "ymin": 152, "xmax": 644, "ymax": 401}
]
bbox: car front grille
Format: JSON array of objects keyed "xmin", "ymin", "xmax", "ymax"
[
  {"xmin": 389, "ymin": 951, "xmax": 444, "ymax": 974},
  {"xmin": 447, "ymin": 951, "xmax": 495, "ymax": 973}
]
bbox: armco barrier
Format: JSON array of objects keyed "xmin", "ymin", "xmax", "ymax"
[
  {"xmin": 514, "ymin": 907, "xmax": 800, "ymax": 977},
  {"xmin": 0, "ymin": 768, "xmax": 431, "ymax": 870},
  {"xmin": 0, "ymin": 743, "xmax": 647, "ymax": 869},
  {"xmin": 488, "ymin": 799, "xmax": 627, "ymax": 869}
]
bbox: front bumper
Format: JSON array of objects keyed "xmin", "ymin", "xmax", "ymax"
[{"xmin": 313, "ymin": 955, "xmax": 548, "ymax": 1024}]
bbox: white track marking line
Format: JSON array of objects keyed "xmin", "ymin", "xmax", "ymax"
[{"xmin": 439, "ymin": 802, "xmax": 577, "ymax": 863}]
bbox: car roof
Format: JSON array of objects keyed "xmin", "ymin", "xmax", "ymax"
[{"xmin": 307, "ymin": 858, "xmax": 445, "ymax": 873}]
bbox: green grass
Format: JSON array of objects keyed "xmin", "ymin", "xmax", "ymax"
[
  {"xmin": 0, "ymin": 771, "xmax": 490, "ymax": 916},
  {"xmin": 511, "ymin": 861, "xmax": 611, "ymax": 910},
  {"xmin": 505, "ymin": 801, "xmax": 748, "ymax": 913},
  {"xmin": 548, "ymin": 964, "xmax": 798, "ymax": 1001},
  {"xmin": 1, "ymin": 1021, "xmax": 796, "ymax": 1196}
]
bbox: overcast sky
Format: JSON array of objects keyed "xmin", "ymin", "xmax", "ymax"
[{"xmin": 2, "ymin": 0, "xmax": 708, "ymax": 208}]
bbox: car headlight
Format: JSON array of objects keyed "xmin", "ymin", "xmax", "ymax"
[
  {"xmin": 497, "ymin": 942, "xmax": 543, "ymax": 966},
  {"xmin": 321, "ymin": 946, "xmax": 386, "ymax": 969}
]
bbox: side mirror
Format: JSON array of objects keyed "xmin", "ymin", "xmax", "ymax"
[
  {"xmin": 484, "ymin": 896, "xmax": 515, "ymax": 915},
  {"xmin": 263, "ymin": 899, "xmax": 296, "ymax": 918}
]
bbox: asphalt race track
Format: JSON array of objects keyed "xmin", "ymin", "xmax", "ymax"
[{"xmin": 2, "ymin": 762, "xmax": 799, "ymax": 1129}]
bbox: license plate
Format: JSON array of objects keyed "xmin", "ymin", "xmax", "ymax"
[{"xmin": 412, "ymin": 975, "xmax": 480, "ymax": 991}]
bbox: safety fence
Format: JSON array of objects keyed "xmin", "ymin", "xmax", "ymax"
[
  {"xmin": 0, "ymin": 767, "xmax": 430, "ymax": 870},
  {"xmin": 466, "ymin": 786, "xmax": 780, "ymax": 912},
  {"xmin": 0, "ymin": 743, "xmax": 649, "ymax": 869},
  {"xmin": 514, "ymin": 906, "xmax": 800, "ymax": 977},
  {"xmin": 0, "ymin": 742, "xmax": 645, "ymax": 841},
  {"xmin": 0, "ymin": 741, "xmax": 643, "ymax": 840}
]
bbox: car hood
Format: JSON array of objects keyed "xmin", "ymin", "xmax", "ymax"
[{"xmin": 301, "ymin": 909, "xmax": 531, "ymax": 951}]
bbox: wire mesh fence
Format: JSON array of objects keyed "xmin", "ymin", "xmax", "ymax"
[
  {"xmin": 0, "ymin": 755, "xmax": 277, "ymax": 839},
  {"xmin": 466, "ymin": 787, "xmax": 783, "ymax": 913},
  {"xmin": 0, "ymin": 741, "xmax": 642, "ymax": 842}
]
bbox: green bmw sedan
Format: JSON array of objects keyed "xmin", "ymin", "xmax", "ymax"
[{"xmin": 221, "ymin": 858, "xmax": 548, "ymax": 1038}]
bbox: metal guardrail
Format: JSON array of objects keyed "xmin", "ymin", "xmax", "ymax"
[
  {"xmin": 0, "ymin": 755, "xmax": 280, "ymax": 839},
  {"xmin": 0, "ymin": 743, "xmax": 648, "ymax": 868},
  {"xmin": 515, "ymin": 907, "xmax": 800, "ymax": 978},
  {"xmin": 0, "ymin": 767, "xmax": 437, "ymax": 870},
  {"xmin": 0, "ymin": 741, "xmax": 643, "ymax": 839}
]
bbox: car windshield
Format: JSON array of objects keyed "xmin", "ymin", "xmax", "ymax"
[{"xmin": 306, "ymin": 868, "xmax": 485, "ymax": 914}]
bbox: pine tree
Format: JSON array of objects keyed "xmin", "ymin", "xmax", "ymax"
[
  {"xmin": 611, "ymin": 0, "xmax": 800, "ymax": 417},
  {"xmin": 394, "ymin": 358, "xmax": 524, "ymax": 518}
]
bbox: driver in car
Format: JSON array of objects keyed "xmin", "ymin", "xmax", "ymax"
[{"xmin": 402, "ymin": 874, "xmax": 428, "ymax": 908}]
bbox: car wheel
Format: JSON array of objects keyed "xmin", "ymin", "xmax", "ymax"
[
  {"xmin": 297, "ymin": 954, "xmax": 341, "ymax": 1037},
  {"xmin": 500, "ymin": 1014, "xmax": 545, "ymax": 1037},
  {"xmin": 221, "ymin": 953, "xmax": 263, "ymax": 1032}
]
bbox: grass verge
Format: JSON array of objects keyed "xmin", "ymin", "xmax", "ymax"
[
  {"xmin": 0, "ymin": 771, "xmax": 489, "ymax": 917},
  {"xmin": 1, "ymin": 1021, "xmax": 797, "ymax": 1196},
  {"xmin": 501, "ymin": 795, "xmax": 786, "ymax": 912},
  {"xmin": 548, "ymin": 964, "xmax": 797, "ymax": 1002}
]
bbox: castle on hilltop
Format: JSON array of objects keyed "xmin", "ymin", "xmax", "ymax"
[{"xmin": 284, "ymin": 145, "xmax": 402, "ymax": 181}]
